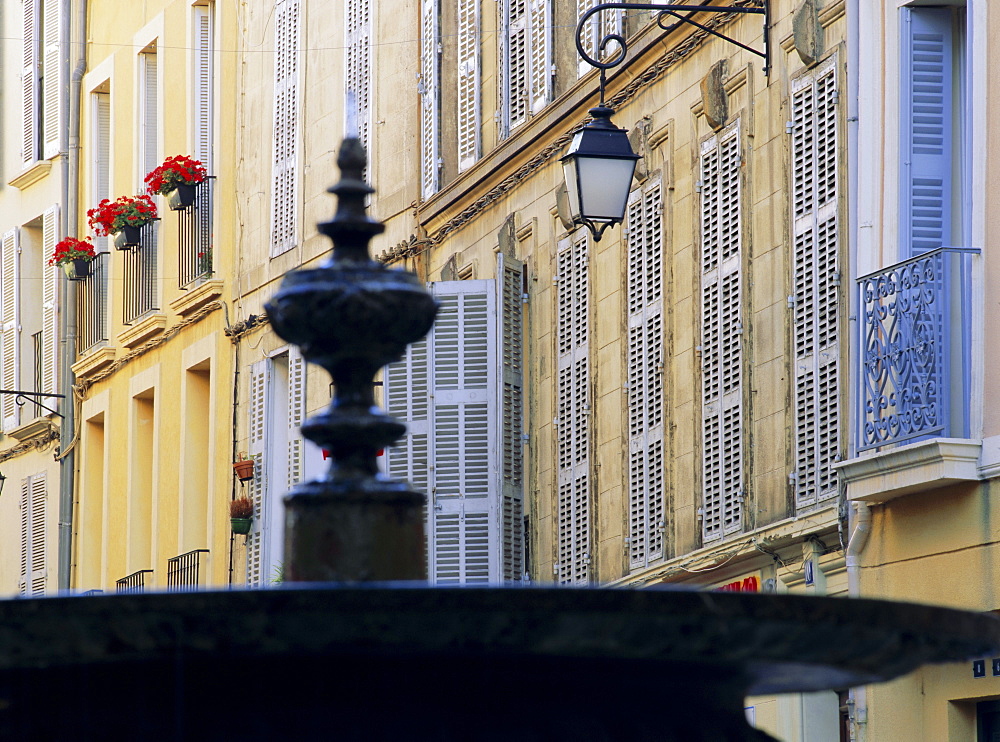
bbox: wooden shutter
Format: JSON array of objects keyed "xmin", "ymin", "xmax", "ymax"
[
  {"xmin": 901, "ymin": 8, "xmax": 953, "ymax": 257},
  {"xmin": 420, "ymin": 0, "xmax": 440, "ymax": 197},
  {"xmin": 700, "ymin": 123, "xmax": 743, "ymax": 542},
  {"xmin": 626, "ymin": 181, "xmax": 664, "ymax": 570},
  {"xmin": 503, "ymin": 0, "xmax": 529, "ymax": 132},
  {"xmin": 22, "ymin": 0, "xmax": 40, "ymax": 167},
  {"xmin": 498, "ymin": 254, "xmax": 524, "ymax": 581},
  {"xmin": 385, "ymin": 278, "xmax": 513, "ymax": 584},
  {"xmin": 791, "ymin": 59, "xmax": 840, "ymax": 509},
  {"xmin": 528, "ymin": 0, "xmax": 550, "ymax": 115},
  {"xmin": 139, "ymin": 50, "xmax": 158, "ymax": 182},
  {"xmin": 428, "ymin": 281, "xmax": 498, "ymax": 584},
  {"xmin": 346, "ymin": 0, "xmax": 371, "ymax": 148},
  {"xmin": 1, "ymin": 230, "xmax": 21, "ymax": 431},
  {"xmin": 286, "ymin": 348, "xmax": 305, "ymax": 488},
  {"xmin": 246, "ymin": 361, "xmax": 268, "ymax": 587},
  {"xmin": 41, "ymin": 0, "xmax": 61, "ymax": 159},
  {"xmin": 271, "ymin": 0, "xmax": 300, "ymax": 257},
  {"xmin": 93, "ymin": 92, "xmax": 111, "ymax": 252},
  {"xmin": 41, "ymin": 205, "xmax": 59, "ymax": 396},
  {"xmin": 193, "ymin": 6, "xmax": 213, "ymax": 171},
  {"xmin": 556, "ymin": 232, "xmax": 590, "ymax": 584},
  {"xmin": 19, "ymin": 474, "xmax": 46, "ymax": 596},
  {"xmin": 457, "ymin": 0, "xmax": 480, "ymax": 171}
]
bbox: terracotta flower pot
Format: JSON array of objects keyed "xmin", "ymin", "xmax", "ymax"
[{"xmin": 233, "ymin": 459, "xmax": 255, "ymax": 482}]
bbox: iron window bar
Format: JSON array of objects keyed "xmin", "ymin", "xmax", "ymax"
[
  {"xmin": 77, "ymin": 251, "xmax": 110, "ymax": 352},
  {"xmin": 122, "ymin": 221, "xmax": 160, "ymax": 325},
  {"xmin": 167, "ymin": 549, "xmax": 210, "ymax": 591},
  {"xmin": 178, "ymin": 177, "xmax": 215, "ymax": 289},
  {"xmin": 0, "ymin": 390, "xmax": 65, "ymax": 418},
  {"xmin": 115, "ymin": 569, "xmax": 153, "ymax": 593}
]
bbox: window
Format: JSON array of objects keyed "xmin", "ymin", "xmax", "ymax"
[
  {"xmin": 556, "ymin": 232, "xmax": 590, "ymax": 583},
  {"xmin": 127, "ymin": 50, "xmax": 160, "ymax": 325},
  {"xmin": 626, "ymin": 180, "xmax": 665, "ymax": 570},
  {"xmin": 346, "ymin": 0, "xmax": 371, "ymax": 148},
  {"xmin": 577, "ymin": 0, "xmax": 623, "ymax": 78},
  {"xmin": 271, "ymin": 0, "xmax": 300, "ymax": 257},
  {"xmin": 0, "ymin": 207, "xmax": 60, "ymax": 431},
  {"xmin": 900, "ymin": 5, "xmax": 968, "ymax": 257},
  {"xmin": 456, "ymin": 0, "xmax": 480, "ymax": 170},
  {"xmin": 791, "ymin": 58, "xmax": 840, "ymax": 508},
  {"xmin": 247, "ymin": 348, "xmax": 305, "ymax": 586},
  {"xmin": 501, "ymin": 0, "xmax": 551, "ymax": 135},
  {"xmin": 193, "ymin": 5, "xmax": 214, "ymax": 171},
  {"xmin": 21, "ymin": 0, "xmax": 63, "ymax": 167},
  {"xmin": 700, "ymin": 122, "xmax": 743, "ymax": 542},
  {"xmin": 138, "ymin": 46, "xmax": 158, "ymax": 182},
  {"xmin": 384, "ymin": 255, "xmax": 525, "ymax": 584},
  {"xmin": 19, "ymin": 473, "xmax": 47, "ymax": 596}
]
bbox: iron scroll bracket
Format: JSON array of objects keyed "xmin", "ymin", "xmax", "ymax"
[
  {"xmin": 0, "ymin": 390, "xmax": 66, "ymax": 419},
  {"xmin": 576, "ymin": 2, "xmax": 770, "ymax": 104}
]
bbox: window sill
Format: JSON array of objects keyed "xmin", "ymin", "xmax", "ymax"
[
  {"xmin": 117, "ymin": 314, "xmax": 167, "ymax": 349},
  {"xmin": 8, "ymin": 417, "xmax": 56, "ymax": 442},
  {"xmin": 8, "ymin": 161, "xmax": 52, "ymax": 190},
  {"xmin": 834, "ymin": 438, "xmax": 982, "ymax": 503},
  {"xmin": 169, "ymin": 279, "xmax": 223, "ymax": 318},
  {"xmin": 71, "ymin": 346, "xmax": 116, "ymax": 379}
]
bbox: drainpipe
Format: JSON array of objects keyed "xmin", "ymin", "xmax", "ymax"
[
  {"xmin": 58, "ymin": 0, "xmax": 86, "ymax": 592},
  {"xmin": 845, "ymin": 502, "xmax": 871, "ymax": 741}
]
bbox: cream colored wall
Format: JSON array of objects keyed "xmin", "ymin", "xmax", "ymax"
[{"xmin": 72, "ymin": 0, "xmax": 237, "ymax": 591}]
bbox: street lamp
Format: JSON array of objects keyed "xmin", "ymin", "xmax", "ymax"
[{"xmin": 565, "ymin": 2, "xmax": 770, "ymax": 241}]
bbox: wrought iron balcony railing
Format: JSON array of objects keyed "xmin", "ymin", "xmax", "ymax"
[
  {"xmin": 166, "ymin": 549, "xmax": 209, "ymax": 591},
  {"xmin": 857, "ymin": 246, "xmax": 979, "ymax": 451},
  {"xmin": 76, "ymin": 252, "xmax": 109, "ymax": 352},
  {"xmin": 178, "ymin": 178, "xmax": 214, "ymax": 288},
  {"xmin": 122, "ymin": 221, "xmax": 159, "ymax": 325},
  {"xmin": 115, "ymin": 569, "xmax": 153, "ymax": 593}
]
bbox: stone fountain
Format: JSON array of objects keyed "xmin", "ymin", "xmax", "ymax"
[{"xmin": 0, "ymin": 140, "xmax": 995, "ymax": 741}]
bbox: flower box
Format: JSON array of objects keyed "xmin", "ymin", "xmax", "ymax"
[
  {"xmin": 63, "ymin": 259, "xmax": 92, "ymax": 281},
  {"xmin": 167, "ymin": 184, "xmax": 197, "ymax": 211},
  {"xmin": 113, "ymin": 225, "xmax": 143, "ymax": 250}
]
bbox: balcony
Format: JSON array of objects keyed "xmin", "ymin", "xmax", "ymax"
[
  {"xmin": 166, "ymin": 549, "xmax": 209, "ymax": 591},
  {"xmin": 838, "ymin": 247, "xmax": 981, "ymax": 501},
  {"xmin": 76, "ymin": 252, "xmax": 109, "ymax": 353},
  {"xmin": 122, "ymin": 221, "xmax": 159, "ymax": 325},
  {"xmin": 177, "ymin": 178, "xmax": 214, "ymax": 288},
  {"xmin": 116, "ymin": 569, "xmax": 153, "ymax": 593}
]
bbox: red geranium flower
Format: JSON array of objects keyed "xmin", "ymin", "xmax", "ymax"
[
  {"xmin": 48, "ymin": 237, "xmax": 96, "ymax": 266},
  {"xmin": 87, "ymin": 194, "xmax": 158, "ymax": 236},
  {"xmin": 144, "ymin": 155, "xmax": 208, "ymax": 196}
]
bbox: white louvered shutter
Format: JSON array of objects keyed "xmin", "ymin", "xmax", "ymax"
[
  {"xmin": 385, "ymin": 335, "xmax": 431, "ymax": 500},
  {"xmin": 246, "ymin": 361, "xmax": 269, "ymax": 587},
  {"xmin": 346, "ymin": 0, "xmax": 371, "ymax": 149},
  {"xmin": 700, "ymin": 123, "xmax": 743, "ymax": 542},
  {"xmin": 139, "ymin": 51, "xmax": 158, "ymax": 183},
  {"xmin": 42, "ymin": 0, "xmax": 62, "ymax": 160},
  {"xmin": 503, "ymin": 0, "xmax": 529, "ymax": 133},
  {"xmin": 22, "ymin": 0, "xmax": 40, "ymax": 167},
  {"xmin": 286, "ymin": 348, "xmax": 305, "ymax": 489},
  {"xmin": 556, "ymin": 233, "xmax": 590, "ymax": 584},
  {"xmin": 19, "ymin": 474, "xmax": 46, "ymax": 595},
  {"xmin": 1, "ymin": 230, "xmax": 21, "ymax": 431},
  {"xmin": 428, "ymin": 282, "xmax": 498, "ymax": 584},
  {"xmin": 792, "ymin": 60, "xmax": 840, "ymax": 509},
  {"xmin": 271, "ymin": 0, "xmax": 300, "ymax": 257},
  {"xmin": 626, "ymin": 181, "xmax": 665, "ymax": 570},
  {"xmin": 901, "ymin": 8, "xmax": 952, "ymax": 257},
  {"xmin": 528, "ymin": 0, "xmax": 550, "ymax": 115},
  {"xmin": 93, "ymin": 92, "xmax": 111, "ymax": 254},
  {"xmin": 498, "ymin": 254, "xmax": 524, "ymax": 581},
  {"xmin": 41, "ymin": 206, "xmax": 59, "ymax": 396},
  {"xmin": 420, "ymin": 0, "xmax": 440, "ymax": 197},
  {"xmin": 457, "ymin": 0, "xmax": 480, "ymax": 171},
  {"xmin": 193, "ymin": 6, "xmax": 213, "ymax": 171}
]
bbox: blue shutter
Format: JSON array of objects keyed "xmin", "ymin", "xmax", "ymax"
[{"xmin": 901, "ymin": 7, "xmax": 953, "ymax": 257}]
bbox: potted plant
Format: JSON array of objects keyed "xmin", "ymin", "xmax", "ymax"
[
  {"xmin": 87, "ymin": 194, "xmax": 158, "ymax": 249},
  {"xmin": 48, "ymin": 237, "xmax": 96, "ymax": 281},
  {"xmin": 144, "ymin": 154, "xmax": 208, "ymax": 211},
  {"xmin": 230, "ymin": 496, "xmax": 254, "ymax": 535},
  {"xmin": 233, "ymin": 455, "xmax": 255, "ymax": 482}
]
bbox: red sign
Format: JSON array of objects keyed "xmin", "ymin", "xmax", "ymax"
[{"xmin": 716, "ymin": 576, "xmax": 759, "ymax": 593}]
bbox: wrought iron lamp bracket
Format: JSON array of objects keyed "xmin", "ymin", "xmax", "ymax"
[
  {"xmin": 576, "ymin": 1, "xmax": 771, "ymax": 104},
  {"xmin": 0, "ymin": 390, "xmax": 66, "ymax": 418}
]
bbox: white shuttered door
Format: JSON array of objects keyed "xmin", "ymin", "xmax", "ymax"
[
  {"xmin": 41, "ymin": 206, "xmax": 60, "ymax": 396},
  {"xmin": 20, "ymin": 474, "xmax": 46, "ymax": 595},
  {"xmin": 246, "ymin": 361, "xmax": 269, "ymax": 586},
  {"xmin": 700, "ymin": 123, "xmax": 743, "ymax": 542},
  {"xmin": 791, "ymin": 59, "xmax": 840, "ymax": 508},
  {"xmin": 1, "ymin": 230, "xmax": 21, "ymax": 431},
  {"xmin": 626, "ymin": 182, "xmax": 664, "ymax": 570},
  {"xmin": 346, "ymin": 0, "xmax": 372, "ymax": 148},
  {"xmin": 420, "ymin": 0, "xmax": 440, "ymax": 198},
  {"xmin": 42, "ymin": 0, "xmax": 63, "ymax": 159},
  {"xmin": 193, "ymin": 6, "xmax": 213, "ymax": 171},
  {"xmin": 498, "ymin": 254, "xmax": 524, "ymax": 580},
  {"xmin": 457, "ymin": 0, "xmax": 480, "ymax": 171},
  {"xmin": 556, "ymin": 233, "xmax": 590, "ymax": 584},
  {"xmin": 501, "ymin": 0, "xmax": 549, "ymax": 135},
  {"xmin": 271, "ymin": 0, "xmax": 300, "ymax": 257},
  {"xmin": 22, "ymin": 0, "xmax": 40, "ymax": 167}
]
